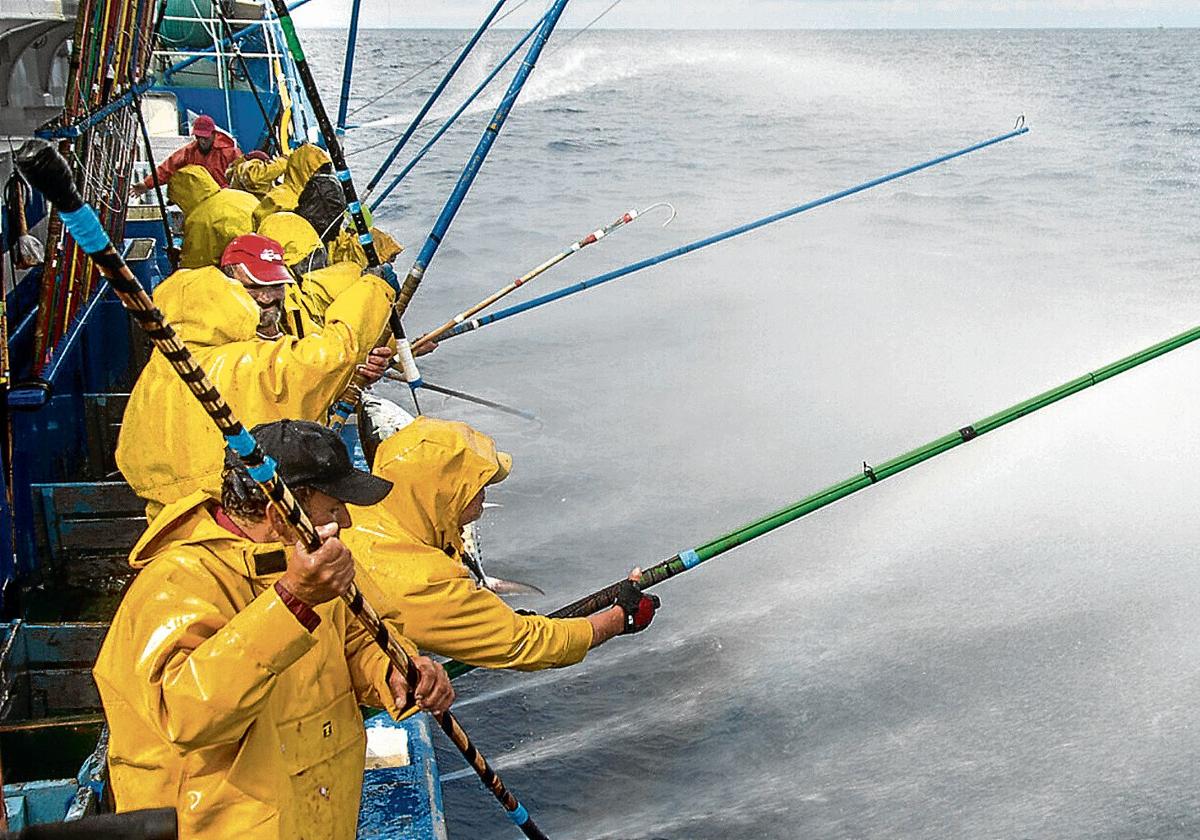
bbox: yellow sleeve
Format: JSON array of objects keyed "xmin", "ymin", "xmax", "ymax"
[
  {"xmin": 250, "ymin": 275, "xmax": 395, "ymax": 420},
  {"xmin": 98, "ymin": 564, "xmax": 317, "ymax": 750},
  {"xmin": 342, "ymin": 608, "xmax": 418, "ymax": 719},
  {"xmin": 373, "ymin": 548, "xmax": 593, "ymax": 671}
]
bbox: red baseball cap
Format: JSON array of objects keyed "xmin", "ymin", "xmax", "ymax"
[
  {"xmin": 220, "ymin": 234, "xmax": 293, "ymax": 286},
  {"xmin": 192, "ymin": 114, "xmax": 216, "ymax": 138}
]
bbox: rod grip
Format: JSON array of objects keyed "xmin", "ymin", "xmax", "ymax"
[
  {"xmin": 547, "ymin": 579, "xmax": 625, "ymax": 619},
  {"xmin": 6, "ymin": 808, "xmax": 177, "ymax": 839}
]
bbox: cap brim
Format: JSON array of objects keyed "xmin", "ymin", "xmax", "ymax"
[
  {"xmin": 192, "ymin": 128, "xmax": 214, "ymax": 138},
  {"xmin": 487, "ymin": 451, "xmax": 512, "ymax": 486},
  {"xmin": 312, "ymin": 470, "xmax": 393, "ymax": 506},
  {"xmin": 241, "ymin": 262, "xmax": 295, "ymax": 286}
]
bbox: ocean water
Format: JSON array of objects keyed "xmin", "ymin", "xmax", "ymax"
[{"xmin": 303, "ymin": 26, "xmax": 1200, "ymax": 839}]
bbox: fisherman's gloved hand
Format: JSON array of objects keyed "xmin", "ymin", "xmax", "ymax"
[
  {"xmin": 614, "ymin": 579, "xmax": 659, "ymax": 634},
  {"xmin": 365, "ymin": 262, "xmax": 401, "ymax": 295}
]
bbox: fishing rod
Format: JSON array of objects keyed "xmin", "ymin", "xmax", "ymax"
[
  {"xmin": 334, "ymin": 0, "xmax": 362, "ymax": 133},
  {"xmin": 365, "ymin": 0, "xmax": 510, "ymax": 195},
  {"xmin": 130, "ymin": 93, "xmax": 179, "ymax": 269},
  {"xmin": 411, "ymin": 202, "xmax": 676, "ymax": 352},
  {"xmin": 16, "ymin": 139, "xmax": 549, "ymax": 840},
  {"xmin": 436, "ymin": 118, "xmax": 1030, "ymax": 343},
  {"xmin": 380, "ymin": 370, "xmax": 540, "ymax": 422},
  {"xmin": 365, "ymin": 10, "xmax": 547, "ymax": 210},
  {"xmin": 442, "ymin": 314, "xmax": 1200, "ymax": 679},
  {"xmin": 392, "ymin": 0, "xmax": 573, "ymax": 320},
  {"xmin": 330, "ymin": 0, "xmax": 573, "ymax": 430},
  {"xmin": 265, "ymin": 0, "xmax": 427, "ymax": 418}
]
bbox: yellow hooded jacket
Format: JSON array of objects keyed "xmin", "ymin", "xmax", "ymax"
[
  {"xmin": 115, "ymin": 266, "xmax": 394, "ymax": 519},
  {"xmin": 346, "ymin": 418, "xmax": 593, "ymax": 670},
  {"xmin": 93, "ymin": 490, "xmax": 413, "ymax": 840},
  {"xmin": 253, "ymin": 144, "xmax": 331, "ymax": 228},
  {"xmin": 227, "ymin": 154, "xmax": 289, "ymax": 197},
  {"xmin": 329, "ymin": 226, "xmax": 403, "ymax": 269},
  {"xmin": 169, "ymin": 165, "xmax": 259, "ymax": 269}
]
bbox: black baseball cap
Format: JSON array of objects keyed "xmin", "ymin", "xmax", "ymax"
[{"xmin": 229, "ymin": 419, "xmax": 393, "ymax": 506}]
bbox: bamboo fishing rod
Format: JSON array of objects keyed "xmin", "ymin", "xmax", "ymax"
[
  {"xmin": 409, "ymin": 202, "xmax": 676, "ymax": 353},
  {"xmin": 15, "ymin": 139, "xmax": 550, "ymax": 840},
  {"xmin": 443, "ymin": 316, "xmax": 1200, "ymax": 679},
  {"xmin": 328, "ymin": 0, "xmax": 574, "ymax": 430},
  {"xmin": 434, "ymin": 119, "xmax": 1030, "ymax": 344}
]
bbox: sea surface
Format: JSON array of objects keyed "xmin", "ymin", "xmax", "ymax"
[{"xmin": 302, "ymin": 26, "xmax": 1200, "ymax": 839}]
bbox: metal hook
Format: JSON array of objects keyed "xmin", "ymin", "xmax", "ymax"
[
  {"xmin": 1013, "ymin": 114, "xmax": 1026, "ymax": 130},
  {"xmin": 639, "ymin": 201, "xmax": 677, "ymax": 228}
]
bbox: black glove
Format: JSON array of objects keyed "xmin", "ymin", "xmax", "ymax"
[{"xmin": 614, "ymin": 579, "xmax": 660, "ymax": 634}]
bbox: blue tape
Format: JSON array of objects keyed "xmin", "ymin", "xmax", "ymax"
[
  {"xmin": 347, "ymin": 201, "xmax": 361, "ymax": 214},
  {"xmin": 224, "ymin": 428, "xmax": 258, "ymax": 457},
  {"xmin": 332, "ymin": 401, "xmax": 355, "ymax": 417},
  {"xmin": 59, "ymin": 205, "xmax": 110, "ymax": 254},
  {"xmin": 407, "ymin": 377, "xmax": 424, "ymax": 389},
  {"xmin": 246, "ymin": 455, "xmax": 278, "ymax": 483},
  {"xmin": 679, "ymin": 548, "xmax": 702, "ymax": 569},
  {"xmin": 358, "ymin": 233, "xmax": 373, "ymax": 245},
  {"xmin": 507, "ymin": 804, "xmax": 529, "ymax": 826},
  {"xmin": 335, "ymin": 168, "xmax": 352, "ymax": 182}
]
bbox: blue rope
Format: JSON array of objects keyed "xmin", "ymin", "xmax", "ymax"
[
  {"xmin": 368, "ymin": 11, "xmax": 545, "ymax": 212},
  {"xmin": 437, "ymin": 124, "xmax": 1032, "ymax": 341},
  {"xmin": 365, "ymin": 0, "xmax": 509, "ymax": 193}
]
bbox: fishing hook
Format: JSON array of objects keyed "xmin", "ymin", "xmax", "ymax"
[{"xmin": 639, "ymin": 200, "xmax": 676, "ymax": 227}]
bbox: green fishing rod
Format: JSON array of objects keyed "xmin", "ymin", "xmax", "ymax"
[
  {"xmin": 16, "ymin": 139, "xmax": 550, "ymax": 840},
  {"xmin": 445, "ymin": 318, "xmax": 1200, "ymax": 678}
]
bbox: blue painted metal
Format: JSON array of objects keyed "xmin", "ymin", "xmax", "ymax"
[
  {"xmin": 365, "ymin": 0, "xmax": 509, "ymax": 194},
  {"xmin": 438, "ymin": 124, "xmax": 1033, "ymax": 341},
  {"xmin": 369, "ymin": 11, "xmax": 545, "ymax": 211},
  {"xmin": 1, "ymin": 779, "xmax": 79, "ymax": 830},
  {"xmin": 335, "ymin": 0, "xmax": 363, "ymax": 134},
  {"xmin": 358, "ymin": 713, "xmax": 447, "ymax": 839}
]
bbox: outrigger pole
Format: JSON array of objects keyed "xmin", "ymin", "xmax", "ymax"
[
  {"xmin": 365, "ymin": 0, "xmax": 510, "ymax": 194},
  {"xmin": 16, "ymin": 140, "xmax": 551, "ymax": 840},
  {"xmin": 435, "ymin": 119, "xmax": 1030, "ymax": 343},
  {"xmin": 328, "ymin": 0, "xmax": 574, "ymax": 429},
  {"xmin": 443, "ymin": 318, "xmax": 1200, "ymax": 678},
  {"xmin": 409, "ymin": 202, "xmax": 675, "ymax": 353},
  {"xmin": 367, "ymin": 12, "xmax": 546, "ymax": 212},
  {"xmin": 334, "ymin": 0, "xmax": 362, "ymax": 134}
]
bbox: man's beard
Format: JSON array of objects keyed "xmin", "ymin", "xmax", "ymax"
[{"xmin": 256, "ymin": 302, "xmax": 284, "ymax": 340}]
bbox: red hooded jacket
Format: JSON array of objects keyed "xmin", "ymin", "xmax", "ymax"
[{"xmin": 138, "ymin": 130, "xmax": 242, "ymax": 191}]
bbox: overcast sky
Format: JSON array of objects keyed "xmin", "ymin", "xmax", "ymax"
[{"xmin": 293, "ymin": 1, "xmax": 1200, "ymax": 30}]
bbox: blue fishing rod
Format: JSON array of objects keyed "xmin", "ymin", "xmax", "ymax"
[
  {"xmin": 434, "ymin": 119, "xmax": 1031, "ymax": 342},
  {"xmin": 367, "ymin": 10, "xmax": 546, "ymax": 211},
  {"xmin": 390, "ymin": 0, "xmax": 573, "ymax": 319},
  {"xmin": 334, "ymin": 0, "xmax": 363, "ymax": 133},
  {"xmin": 364, "ymin": 0, "xmax": 510, "ymax": 194}
]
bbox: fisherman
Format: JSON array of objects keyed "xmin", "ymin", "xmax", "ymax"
[
  {"xmin": 252, "ymin": 142, "xmax": 331, "ymax": 227},
  {"xmin": 94, "ymin": 419, "xmax": 454, "ymax": 839},
  {"xmin": 116, "ymin": 233, "xmax": 395, "ymax": 518},
  {"xmin": 168, "ymin": 164, "xmax": 258, "ymax": 269},
  {"xmin": 345, "ymin": 417, "xmax": 661, "ymax": 671},
  {"xmin": 226, "ymin": 148, "xmax": 289, "ymax": 197},
  {"xmin": 296, "ymin": 172, "xmax": 404, "ymax": 268},
  {"xmin": 131, "ymin": 113, "xmax": 241, "ymax": 196},
  {"xmin": 257, "ymin": 211, "xmax": 330, "ymax": 337}
]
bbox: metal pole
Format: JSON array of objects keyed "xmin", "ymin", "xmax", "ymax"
[{"xmin": 334, "ymin": 0, "xmax": 362, "ymax": 133}]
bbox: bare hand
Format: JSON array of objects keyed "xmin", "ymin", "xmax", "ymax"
[
  {"xmin": 130, "ymin": 184, "xmax": 147, "ymax": 199},
  {"xmin": 357, "ymin": 346, "xmax": 394, "ymax": 385},
  {"xmin": 389, "ymin": 655, "xmax": 454, "ymax": 714},
  {"xmin": 278, "ymin": 522, "xmax": 355, "ymax": 606},
  {"xmin": 413, "ymin": 338, "xmax": 437, "ymax": 357}
]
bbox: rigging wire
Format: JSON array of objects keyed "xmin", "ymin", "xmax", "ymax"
[{"xmin": 546, "ymin": 0, "xmax": 622, "ymax": 56}]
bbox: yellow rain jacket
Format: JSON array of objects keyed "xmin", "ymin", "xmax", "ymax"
[
  {"xmin": 116, "ymin": 266, "xmax": 395, "ymax": 518},
  {"xmin": 346, "ymin": 418, "xmax": 593, "ymax": 670},
  {"xmin": 93, "ymin": 490, "xmax": 413, "ymax": 840},
  {"xmin": 169, "ymin": 165, "xmax": 259, "ymax": 270},
  {"xmin": 329, "ymin": 226, "xmax": 403, "ymax": 268},
  {"xmin": 227, "ymin": 153, "xmax": 288, "ymax": 197},
  {"xmin": 253, "ymin": 143, "xmax": 331, "ymax": 227}
]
